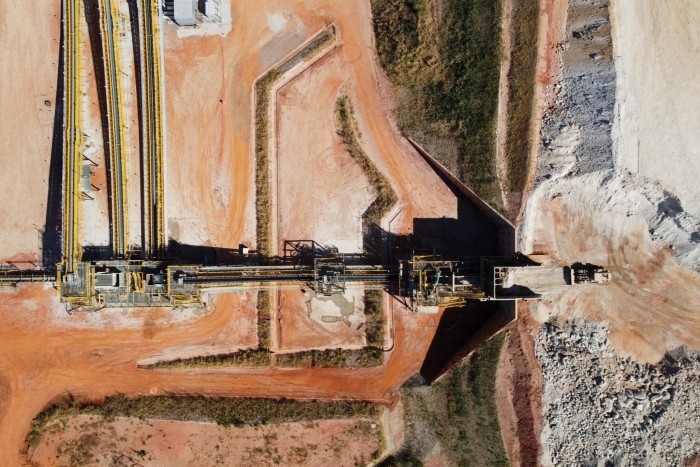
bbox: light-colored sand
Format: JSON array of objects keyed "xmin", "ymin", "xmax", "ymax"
[
  {"xmin": 524, "ymin": 180, "xmax": 700, "ymax": 363},
  {"xmin": 276, "ymin": 51, "xmax": 373, "ymax": 253},
  {"xmin": 611, "ymin": 0, "xmax": 700, "ymax": 220},
  {"xmin": 28, "ymin": 414, "xmax": 382, "ymax": 466},
  {"xmin": 520, "ymin": 0, "xmax": 700, "ymax": 363},
  {"xmin": 0, "ymin": 2, "xmax": 60, "ymax": 262},
  {"xmin": 277, "ymin": 288, "xmax": 366, "ymax": 352},
  {"xmin": 81, "ymin": 3, "xmax": 111, "ymax": 249}
]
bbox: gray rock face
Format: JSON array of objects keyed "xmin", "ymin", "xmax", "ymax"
[{"xmin": 536, "ymin": 321, "xmax": 700, "ymax": 466}]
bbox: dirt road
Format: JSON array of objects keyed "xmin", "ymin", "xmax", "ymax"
[{"xmin": 0, "ymin": 286, "xmax": 436, "ymax": 463}]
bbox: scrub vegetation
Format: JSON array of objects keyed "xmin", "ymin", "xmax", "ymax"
[
  {"xmin": 505, "ymin": 0, "xmax": 540, "ymax": 193},
  {"xmin": 27, "ymin": 394, "xmax": 379, "ymax": 447},
  {"xmin": 371, "ymin": 0, "xmax": 503, "ymax": 206},
  {"xmin": 380, "ymin": 334, "xmax": 508, "ymax": 466}
]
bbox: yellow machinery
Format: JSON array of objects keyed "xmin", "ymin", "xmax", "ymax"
[
  {"xmin": 62, "ymin": 0, "xmax": 83, "ymax": 274},
  {"xmin": 139, "ymin": 0, "xmax": 166, "ymax": 258},
  {"xmin": 399, "ymin": 254, "xmax": 486, "ymax": 312},
  {"xmin": 98, "ymin": 0, "xmax": 130, "ymax": 257}
]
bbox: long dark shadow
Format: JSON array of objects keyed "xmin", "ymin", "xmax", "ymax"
[
  {"xmin": 126, "ymin": 0, "xmax": 147, "ymax": 258},
  {"xmin": 84, "ymin": 0, "xmax": 115, "ymax": 255}
]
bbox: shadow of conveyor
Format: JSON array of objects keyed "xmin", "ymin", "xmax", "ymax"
[{"xmin": 42, "ymin": 20, "xmax": 65, "ymax": 271}]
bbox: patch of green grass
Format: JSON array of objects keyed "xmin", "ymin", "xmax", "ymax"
[
  {"xmin": 505, "ymin": 0, "xmax": 539, "ymax": 193},
  {"xmin": 396, "ymin": 334, "xmax": 509, "ymax": 465},
  {"xmin": 371, "ymin": 0, "xmax": 503, "ymax": 206},
  {"xmin": 26, "ymin": 404, "xmax": 81, "ymax": 448},
  {"xmin": 147, "ymin": 348, "xmax": 272, "ymax": 369},
  {"xmin": 364, "ymin": 290, "xmax": 384, "ymax": 347},
  {"xmin": 257, "ymin": 290, "xmax": 271, "ymax": 350},
  {"xmin": 275, "ymin": 347, "xmax": 383, "ymax": 369}
]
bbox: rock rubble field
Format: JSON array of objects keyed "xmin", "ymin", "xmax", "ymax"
[
  {"xmin": 536, "ymin": 321, "xmax": 700, "ymax": 466},
  {"xmin": 515, "ymin": 0, "xmax": 700, "ymax": 464}
]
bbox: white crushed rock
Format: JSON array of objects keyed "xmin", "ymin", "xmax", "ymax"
[
  {"xmin": 520, "ymin": 0, "xmax": 700, "ymax": 271},
  {"xmin": 520, "ymin": 1, "xmax": 700, "ymax": 465},
  {"xmin": 536, "ymin": 321, "xmax": 700, "ymax": 466}
]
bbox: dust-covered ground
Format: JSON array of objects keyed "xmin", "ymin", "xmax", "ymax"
[
  {"xmin": 611, "ymin": 0, "xmax": 700, "ymax": 221},
  {"xmin": 510, "ymin": 0, "xmax": 700, "ymax": 464}
]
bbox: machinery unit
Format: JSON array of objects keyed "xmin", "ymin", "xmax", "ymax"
[
  {"xmin": 571, "ymin": 264, "xmax": 612, "ymax": 284},
  {"xmin": 398, "ymin": 254, "xmax": 486, "ymax": 313}
]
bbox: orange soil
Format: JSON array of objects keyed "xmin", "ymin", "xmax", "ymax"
[
  {"xmin": 28, "ymin": 414, "xmax": 382, "ymax": 466},
  {"xmin": 495, "ymin": 308, "xmax": 544, "ymax": 467},
  {"xmin": 0, "ymin": 285, "xmax": 436, "ymax": 463},
  {"xmin": 0, "ymin": 2, "xmax": 60, "ymax": 262},
  {"xmin": 276, "ymin": 288, "xmax": 366, "ymax": 352},
  {"xmin": 0, "ymin": 0, "xmax": 479, "ymax": 463},
  {"xmin": 528, "ymin": 197, "xmax": 700, "ymax": 363}
]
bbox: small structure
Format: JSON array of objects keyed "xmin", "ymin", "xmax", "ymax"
[
  {"xmin": 199, "ymin": 0, "xmax": 221, "ymax": 18},
  {"xmin": 173, "ymin": 0, "xmax": 196, "ymax": 26}
]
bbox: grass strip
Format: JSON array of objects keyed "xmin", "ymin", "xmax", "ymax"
[
  {"xmin": 257, "ymin": 289, "xmax": 271, "ymax": 350},
  {"xmin": 335, "ymin": 96, "xmax": 398, "ymax": 227},
  {"xmin": 27, "ymin": 394, "xmax": 379, "ymax": 446},
  {"xmin": 145, "ymin": 348, "xmax": 272, "ymax": 369},
  {"xmin": 275, "ymin": 347, "xmax": 383, "ymax": 368},
  {"xmin": 364, "ymin": 290, "xmax": 384, "ymax": 347},
  {"xmin": 505, "ymin": 0, "xmax": 539, "ymax": 193},
  {"xmin": 255, "ymin": 26, "xmax": 336, "ymax": 258}
]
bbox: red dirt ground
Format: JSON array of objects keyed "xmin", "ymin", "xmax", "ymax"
[
  {"xmin": 28, "ymin": 414, "xmax": 382, "ymax": 466},
  {"xmin": 0, "ymin": 2, "xmax": 60, "ymax": 262},
  {"xmin": 0, "ymin": 284, "xmax": 437, "ymax": 463},
  {"xmin": 0, "ymin": 0, "xmax": 482, "ymax": 463}
]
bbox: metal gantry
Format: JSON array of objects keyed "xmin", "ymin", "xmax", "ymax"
[
  {"xmin": 62, "ymin": 0, "xmax": 83, "ymax": 273},
  {"xmin": 98, "ymin": 0, "xmax": 130, "ymax": 258},
  {"xmin": 139, "ymin": 0, "xmax": 166, "ymax": 258}
]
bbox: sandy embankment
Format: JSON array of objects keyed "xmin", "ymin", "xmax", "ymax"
[
  {"xmin": 499, "ymin": 1, "xmax": 700, "ymax": 465},
  {"xmin": 519, "ymin": 0, "xmax": 700, "ymax": 363},
  {"xmin": 610, "ymin": 0, "xmax": 700, "ymax": 221}
]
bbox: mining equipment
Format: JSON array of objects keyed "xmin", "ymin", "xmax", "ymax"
[
  {"xmin": 0, "ymin": 1, "xmax": 611, "ymax": 313},
  {"xmin": 570, "ymin": 264, "xmax": 612, "ymax": 284}
]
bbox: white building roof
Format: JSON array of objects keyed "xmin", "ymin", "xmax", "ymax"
[{"xmin": 174, "ymin": 0, "xmax": 196, "ymax": 26}]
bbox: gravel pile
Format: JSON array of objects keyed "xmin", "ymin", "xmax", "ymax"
[
  {"xmin": 536, "ymin": 321, "xmax": 700, "ymax": 465},
  {"xmin": 520, "ymin": 0, "xmax": 700, "ymax": 270}
]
